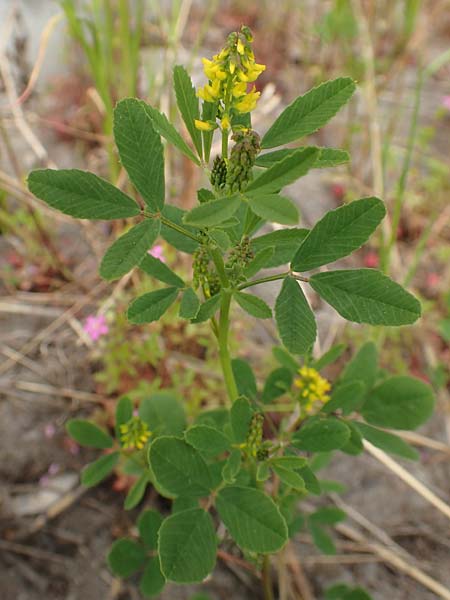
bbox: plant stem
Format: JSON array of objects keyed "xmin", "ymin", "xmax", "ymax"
[
  {"xmin": 209, "ymin": 246, "xmax": 229, "ymax": 288},
  {"xmin": 237, "ymin": 272, "xmax": 308, "ymax": 291},
  {"xmin": 158, "ymin": 214, "xmax": 199, "ymax": 242},
  {"xmin": 218, "ymin": 290, "xmax": 238, "ymax": 402},
  {"xmin": 221, "ymin": 127, "xmax": 229, "ymax": 158},
  {"xmin": 262, "ymin": 555, "xmax": 274, "ymax": 600}
]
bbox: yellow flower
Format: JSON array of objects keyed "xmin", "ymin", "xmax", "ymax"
[
  {"xmin": 119, "ymin": 416, "xmax": 151, "ymax": 450},
  {"xmin": 221, "ymin": 114, "xmax": 231, "ymax": 130},
  {"xmin": 294, "ymin": 366, "xmax": 331, "ymax": 413},
  {"xmin": 194, "ymin": 119, "xmax": 216, "ymax": 131},
  {"xmin": 196, "ymin": 25, "xmax": 266, "ymax": 129},
  {"xmin": 232, "ymin": 81, "xmax": 247, "ymax": 98},
  {"xmin": 234, "ymin": 87, "xmax": 260, "ymax": 113}
]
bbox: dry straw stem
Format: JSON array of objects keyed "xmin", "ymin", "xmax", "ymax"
[
  {"xmin": 16, "ymin": 13, "xmax": 64, "ymax": 105},
  {"xmin": 336, "ymin": 521, "xmax": 450, "ymax": 600},
  {"xmin": 11, "ymin": 380, "xmax": 102, "ymax": 405},
  {"xmin": 330, "ymin": 493, "xmax": 418, "ymax": 563},
  {"xmin": 0, "ymin": 280, "xmax": 107, "ymax": 376},
  {"xmin": 395, "ymin": 430, "xmax": 450, "ymax": 455},
  {"xmin": 364, "ymin": 441, "xmax": 450, "ymax": 522},
  {"xmin": 350, "ymin": 0, "xmax": 401, "ymax": 275}
]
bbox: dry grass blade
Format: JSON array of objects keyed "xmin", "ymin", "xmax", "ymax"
[
  {"xmin": 364, "ymin": 441, "xmax": 450, "ymax": 521},
  {"xmin": 16, "ymin": 13, "xmax": 64, "ymax": 105},
  {"xmin": 336, "ymin": 521, "xmax": 450, "ymax": 600}
]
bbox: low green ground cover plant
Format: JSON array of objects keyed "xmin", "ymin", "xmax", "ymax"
[{"xmin": 28, "ymin": 26, "xmax": 434, "ymax": 600}]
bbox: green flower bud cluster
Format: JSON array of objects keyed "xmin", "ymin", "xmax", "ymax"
[
  {"xmin": 245, "ymin": 412, "xmax": 264, "ymax": 458},
  {"xmin": 193, "ymin": 246, "xmax": 221, "ymax": 298},
  {"xmin": 226, "ymin": 236, "xmax": 254, "ymax": 282},
  {"xmin": 210, "ymin": 156, "xmax": 228, "ymax": 192},
  {"xmin": 226, "ymin": 129, "xmax": 261, "ymax": 193}
]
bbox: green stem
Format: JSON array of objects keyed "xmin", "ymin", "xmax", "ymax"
[
  {"xmin": 237, "ymin": 272, "xmax": 308, "ymax": 291},
  {"xmin": 221, "ymin": 127, "xmax": 229, "ymax": 158},
  {"xmin": 209, "ymin": 246, "xmax": 229, "ymax": 288},
  {"xmin": 262, "ymin": 555, "xmax": 274, "ymax": 600},
  {"xmin": 158, "ymin": 214, "xmax": 199, "ymax": 243},
  {"xmin": 218, "ymin": 291, "xmax": 238, "ymax": 403}
]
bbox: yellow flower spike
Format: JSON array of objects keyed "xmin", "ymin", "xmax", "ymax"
[
  {"xmin": 195, "ymin": 119, "xmax": 216, "ymax": 131},
  {"xmin": 237, "ymin": 38, "xmax": 245, "ymax": 55},
  {"xmin": 294, "ymin": 366, "xmax": 331, "ymax": 411}
]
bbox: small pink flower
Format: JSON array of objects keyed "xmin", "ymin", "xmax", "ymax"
[
  {"xmin": 330, "ymin": 183, "xmax": 345, "ymax": 200},
  {"xmin": 39, "ymin": 463, "xmax": 60, "ymax": 486},
  {"xmin": 44, "ymin": 423, "xmax": 56, "ymax": 439},
  {"xmin": 426, "ymin": 272, "xmax": 440, "ymax": 287},
  {"xmin": 148, "ymin": 244, "xmax": 165, "ymax": 263},
  {"xmin": 83, "ymin": 314, "xmax": 109, "ymax": 341},
  {"xmin": 364, "ymin": 251, "xmax": 379, "ymax": 268},
  {"xmin": 442, "ymin": 96, "xmax": 450, "ymax": 111},
  {"xmin": 64, "ymin": 438, "xmax": 80, "ymax": 456}
]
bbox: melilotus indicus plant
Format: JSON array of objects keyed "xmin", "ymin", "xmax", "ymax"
[{"xmin": 28, "ymin": 26, "xmax": 435, "ymax": 600}]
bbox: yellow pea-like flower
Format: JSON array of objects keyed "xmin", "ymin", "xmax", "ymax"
[{"xmin": 194, "ymin": 119, "xmax": 216, "ymax": 131}]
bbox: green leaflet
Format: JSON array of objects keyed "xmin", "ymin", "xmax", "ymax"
[
  {"xmin": 191, "ymin": 294, "xmax": 221, "ymax": 323},
  {"xmin": 100, "ymin": 219, "xmax": 161, "ymax": 281},
  {"xmin": 292, "ymin": 418, "xmax": 350, "ymax": 451},
  {"xmin": 114, "ymin": 98, "xmax": 164, "ymax": 212},
  {"xmin": 139, "ymin": 556, "xmax": 166, "ymax": 597},
  {"xmin": 124, "ymin": 472, "xmax": 150, "ymax": 510},
  {"xmin": 340, "ymin": 342, "xmax": 378, "ymax": 393},
  {"xmin": 246, "ymin": 147, "xmax": 319, "ymax": 196},
  {"xmin": 234, "ymin": 290, "xmax": 272, "ymax": 319},
  {"xmin": 184, "ymin": 195, "xmax": 242, "ymax": 227},
  {"xmin": 291, "ymin": 197, "xmax": 386, "ymax": 271},
  {"xmin": 142, "ymin": 101, "xmax": 200, "ymax": 165},
  {"xmin": 246, "ymin": 194, "xmax": 299, "ymax": 225},
  {"xmin": 251, "ymin": 228, "xmax": 309, "ymax": 268},
  {"xmin": 138, "ymin": 509, "xmax": 163, "ymax": 550},
  {"xmin": 139, "ymin": 254, "xmax": 185, "ymax": 287},
  {"xmin": 354, "ymin": 422, "xmax": 419, "ymax": 460},
  {"xmin": 216, "ymin": 486, "xmax": 288, "ymax": 553},
  {"xmin": 261, "ymin": 77, "xmax": 356, "ymax": 148},
  {"xmin": 139, "ymin": 392, "xmax": 186, "ymax": 437},
  {"xmin": 262, "ymin": 367, "xmax": 293, "ymax": 403},
  {"xmin": 179, "ymin": 288, "xmax": 201, "ymax": 319},
  {"xmin": 231, "ymin": 359, "xmax": 257, "ymax": 399},
  {"xmin": 161, "ymin": 205, "xmax": 199, "ymax": 254},
  {"xmin": 115, "ymin": 396, "xmax": 133, "ymax": 442},
  {"xmin": 158, "ymin": 508, "xmax": 217, "ymax": 583},
  {"xmin": 81, "ymin": 452, "xmax": 120, "ymax": 487},
  {"xmin": 127, "ymin": 287, "xmax": 179, "ymax": 324},
  {"xmin": 27, "ymin": 169, "xmax": 140, "ymax": 219},
  {"xmin": 107, "ymin": 538, "xmax": 146, "ymax": 578},
  {"xmin": 230, "ymin": 395, "xmax": 254, "ymax": 443},
  {"xmin": 66, "ymin": 419, "xmax": 113, "ymax": 449},
  {"xmin": 362, "ymin": 376, "xmax": 434, "ymax": 430},
  {"xmin": 321, "ymin": 381, "xmax": 365, "ymax": 416},
  {"xmin": 148, "ymin": 436, "xmax": 213, "ymax": 497},
  {"xmin": 275, "ymin": 277, "xmax": 316, "ymax": 355},
  {"xmin": 310, "ymin": 269, "xmax": 421, "ymax": 326},
  {"xmin": 185, "ymin": 425, "xmax": 231, "ymax": 456},
  {"xmin": 256, "ymin": 146, "xmax": 350, "ymax": 169},
  {"xmin": 173, "ymin": 65, "xmax": 202, "ymax": 158}
]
